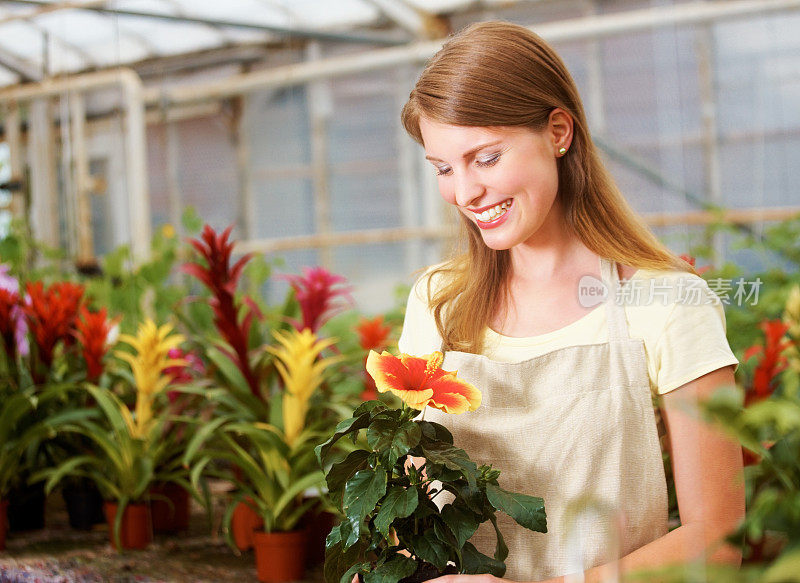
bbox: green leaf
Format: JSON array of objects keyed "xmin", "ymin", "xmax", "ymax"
[
  {"xmin": 410, "ymin": 529, "xmax": 449, "ymax": 572},
  {"xmin": 343, "ymin": 467, "xmax": 387, "ymax": 544},
  {"xmin": 420, "ymin": 442, "xmax": 477, "ymax": 488},
  {"xmin": 181, "ymin": 205, "xmax": 204, "ymax": 233},
  {"xmin": 325, "ymin": 522, "xmax": 368, "ymax": 583},
  {"xmin": 354, "ymin": 400, "xmax": 388, "ymax": 417},
  {"xmin": 488, "ymin": 512, "xmax": 508, "ymax": 563},
  {"xmin": 206, "ymin": 345, "xmax": 251, "ymax": 395},
  {"xmin": 461, "ymin": 541, "xmax": 507, "ymax": 576},
  {"xmin": 485, "ymin": 482, "xmax": 546, "ymax": 533},
  {"xmin": 316, "ymin": 412, "xmax": 372, "ymax": 467},
  {"xmin": 373, "ymin": 486, "xmax": 419, "ymax": 538},
  {"xmin": 367, "ymin": 419, "xmax": 422, "ymax": 466},
  {"xmin": 363, "ymin": 554, "xmax": 417, "ymax": 583},
  {"xmin": 340, "ymin": 563, "xmax": 370, "ymax": 583},
  {"xmin": 419, "ymin": 420, "xmax": 454, "ymax": 445},
  {"xmin": 326, "ymin": 449, "xmax": 371, "ymax": 498},
  {"xmin": 441, "ymin": 504, "xmax": 481, "ymax": 548}
]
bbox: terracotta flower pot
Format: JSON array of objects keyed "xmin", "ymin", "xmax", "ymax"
[
  {"xmin": 150, "ymin": 482, "xmax": 190, "ymax": 533},
  {"xmin": 231, "ymin": 498, "xmax": 263, "ymax": 551},
  {"xmin": 253, "ymin": 529, "xmax": 307, "ymax": 583},
  {"xmin": 104, "ymin": 501, "xmax": 152, "ymax": 550},
  {"xmin": 0, "ymin": 499, "xmax": 8, "ymax": 551}
]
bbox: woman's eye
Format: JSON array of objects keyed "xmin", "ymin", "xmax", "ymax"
[
  {"xmin": 435, "ymin": 165, "xmax": 452, "ymax": 176},
  {"xmin": 476, "ymin": 153, "xmax": 501, "ymax": 167}
]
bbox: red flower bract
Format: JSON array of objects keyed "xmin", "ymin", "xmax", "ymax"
[
  {"xmin": 182, "ymin": 224, "xmax": 261, "ymax": 397},
  {"xmin": 365, "ymin": 350, "xmax": 481, "ymax": 414},
  {"xmin": 679, "ymin": 254, "xmax": 711, "ymax": 276},
  {"xmin": 74, "ymin": 306, "xmax": 112, "ymax": 382},
  {"xmin": 743, "ymin": 319, "xmax": 791, "ymax": 406},
  {"xmin": 356, "ymin": 316, "xmax": 392, "ymax": 352},
  {"xmin": 0, "ymin": 288, "xmax": 20, "ymax": 360},
  {"xmin": 282, "ymin": 267, "xmax": 352, "ymax": 333},
  {"xmin": 23, "ymin": 281, "xmax": 84, "ymax": 368}
]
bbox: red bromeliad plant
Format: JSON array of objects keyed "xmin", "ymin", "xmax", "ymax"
[
  {"xmin": 742, "ymin": 319, "xmax": 792, "ymax": 407},
  {"xmin": 0, "ymin": 287, "xmax": 21, "ymax": 363},
  {"xmin": 678, "ymin": 253, "xmax": 711, "ymax": 276},
  {"xmin": 21, "ymin": 281, "xmax": 85, "ymax": 379},
  {"xmin": 73, "ymin": 306, "xmax": 113, "ymax": 383},
  {"xmin": 283, "ymin": 266, "xmax": 352, "ymax": 333},
  {"xmin": 182, "ymin": 224, "xmax": 262, "ymax": 398},
  {"xmin": 356, "ymin": 316, "xmax": 392, "ymax": 353},
  {"xmin": 356, "ymin": 316, "xmax": 393, "ymax": 401}
]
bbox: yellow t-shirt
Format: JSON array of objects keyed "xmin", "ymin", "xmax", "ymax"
[{"xmin": 398, "ymin": 267, "xmax": 739, "ymax": 396}]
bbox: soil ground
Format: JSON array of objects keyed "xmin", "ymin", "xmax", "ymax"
[{"xmin": 0, "ymin": 486, "xmax": 326, "ymax": 583}]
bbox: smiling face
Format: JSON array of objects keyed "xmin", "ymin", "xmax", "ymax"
[{"xmin": 419, "ymin": 117, "xmax": 567, "ymax": 252}]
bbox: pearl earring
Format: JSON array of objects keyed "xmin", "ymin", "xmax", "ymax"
[{"xmin": 558, "ymin": 147, "xmax": 567, "ymax": 155}]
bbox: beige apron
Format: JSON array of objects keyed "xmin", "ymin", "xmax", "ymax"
[{"xmin": 425, "ymin": 258, "xmax": 668, "ymax": 581}]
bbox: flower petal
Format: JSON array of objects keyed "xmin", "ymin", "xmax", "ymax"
[
  {"xmin": 366, "ymin": 350, "xmax": 434, "ymax": 409},
  {"xmin": 428, "ymin": 372, "xmax": 482, "ymax": 414}
]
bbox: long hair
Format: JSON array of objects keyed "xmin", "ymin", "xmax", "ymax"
[{"xmin": 401, "ymin": 21, "xmax": 688, "ymax": 353}]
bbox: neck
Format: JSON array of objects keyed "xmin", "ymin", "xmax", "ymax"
[{"xmin": 508, "ymin": 211, "xmax": 585, "ymax": 283}]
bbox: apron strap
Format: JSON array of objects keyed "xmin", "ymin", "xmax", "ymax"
[{"xmin": 600, "ymin": 257, "xmax": 630, "ymax": 341}]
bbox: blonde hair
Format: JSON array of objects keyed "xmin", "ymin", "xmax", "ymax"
[{"xmin": 401, "ymin": 21, "xmax": 689, "ymax": 353}]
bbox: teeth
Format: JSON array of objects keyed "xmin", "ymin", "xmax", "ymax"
[{"xmin": 475, "ymin": 199, "xmax": 511, "ymax": 222}]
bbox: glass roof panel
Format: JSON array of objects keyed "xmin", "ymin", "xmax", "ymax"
[
  {"xmin": 35, "ymin": 9, "xmax": 118, "ymax": 47},
  {"xmin": 402, "ymin": 0, "xmax": 472, "ymax": 13},
  {"xmin": 116, "ymin": 16, "xmax": 226, "ymax": 56},
  {"xmin": 169, "ymin": 0, "xmax": 294, "ymax": 28},
  {"xmin": 0, "ymin": 21, "xmax": 50, "ymax": 60},
  {"xmin": 277, "ymin": 0, "xmax": 379, "ymax": 28}
]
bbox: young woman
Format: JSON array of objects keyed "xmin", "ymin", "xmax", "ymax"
[{"xmin": 397, "ymin": 21, "xmax": 744, "ymax": 583}]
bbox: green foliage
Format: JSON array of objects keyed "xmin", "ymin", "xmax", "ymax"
[{"xmin": 316, "ymin": 402, "xmax": 547, "ymax": 583}]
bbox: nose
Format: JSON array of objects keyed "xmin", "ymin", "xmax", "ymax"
[{"xmin": 452, "ymin": 170, "xmax": 485, "ymax": 208}]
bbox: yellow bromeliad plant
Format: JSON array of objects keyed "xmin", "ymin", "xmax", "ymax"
[
  {"xmin": 116, "ymin": 319, "xmax": 186, "ymax": 438},
  {"xmin": 35, "ymin": 319, "xmax": 188, "ymax": 549},
  {"xmin": 183, "ymin": 327, "xmax": 342, "ymax": 538},
  {"xmin": 267, "ymin": 328, "xmax": 341, "ymax": 446}
]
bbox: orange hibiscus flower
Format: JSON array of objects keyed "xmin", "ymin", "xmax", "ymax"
[{"xmin": 365, "ymin": 350, "xmax": 481, "ymax": 414}]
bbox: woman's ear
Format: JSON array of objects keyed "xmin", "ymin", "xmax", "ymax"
[{"xmin": 548, "ymin": 108, "xmax": 573, "ymax": 153}]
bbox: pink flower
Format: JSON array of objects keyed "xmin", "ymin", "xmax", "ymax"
[
  {"xmin": 282, "ymin": 267, "xmax": 352, "ymax": 332},
  {"xmin": 0, "ymin": 265, "xmax": 27, "ymax": 358}
]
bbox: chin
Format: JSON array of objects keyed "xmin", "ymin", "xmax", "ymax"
[{"xmin": 479, "ymin": 235, "xmax": 515, "ymax": 251}]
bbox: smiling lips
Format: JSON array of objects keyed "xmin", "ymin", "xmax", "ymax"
[{"xmin": 472, "ymin": 199, "xmax": 512, "ymax": 228}]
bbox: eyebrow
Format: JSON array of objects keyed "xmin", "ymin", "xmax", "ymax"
[{"xmin": 425, "ymin": 140, "xmax": 503, "ymax": 163}]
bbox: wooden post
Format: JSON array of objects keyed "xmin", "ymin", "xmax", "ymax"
[
  {"xmin": 28, "ymin": 97, "xmax": 60, "ymax": 248},
  {"xmin": 69, "ymin": 91, "xmax": 95, "ymax": 266}
]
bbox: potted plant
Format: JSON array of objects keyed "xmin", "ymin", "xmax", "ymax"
[
  {"xmin": 183, "ymin": 326, "xmax": 346, "ymax": 583},
  {"xmin": 316, "ymin": 351, "xmax": 548, "ymax": 583},
  {"xmin": 34, "ymin": 319, "xmax": 191, "ymax": 550},
  {"xmin": 0, "ymin": 387, "xmax": 51, "ymax": 550}
]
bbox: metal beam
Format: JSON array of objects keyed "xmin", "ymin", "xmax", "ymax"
[
  {"xmin": 0, "ymin": 0, "xmax": 107, "ymax": 26},
  {"xmin": 5, "ymin": 0, "xmax": 406, "ymax": 46}
]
